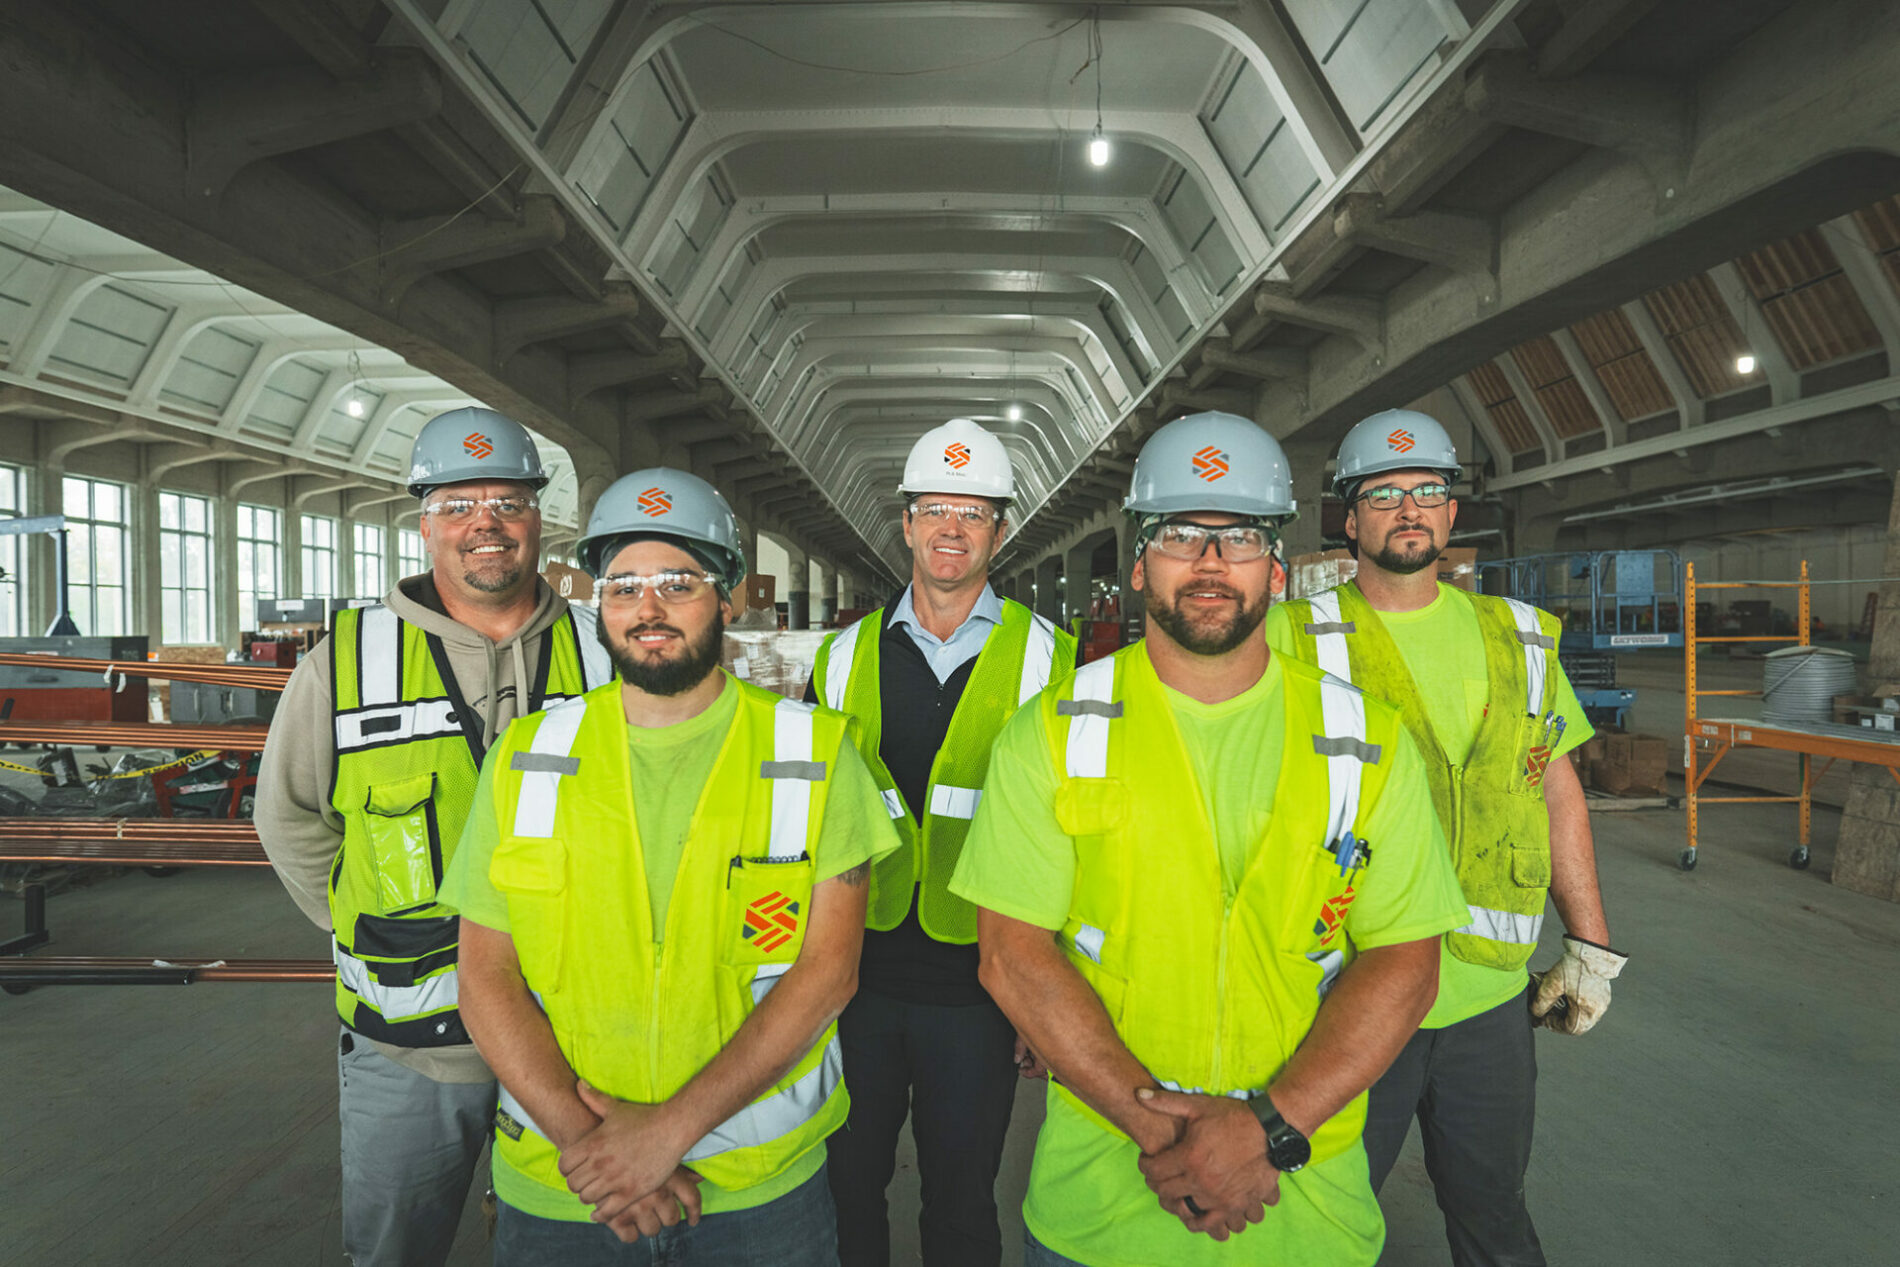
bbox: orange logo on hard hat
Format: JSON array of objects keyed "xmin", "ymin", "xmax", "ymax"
[
  {"xmin": 743, "ymin": 891, "xmax": 801, "ymax": 953},
  {"xmin": 464, "ymin": 432, "xmax": 494, "ymax": 460},
  {"xmin": 637, "ymin": 487, "xmax": 672, "ymax": 517},
  {"xmin": 1192, "ymin": 446, "xmax": 1230, "ymax": 481},
  {"xmin": 944, "ymin": 442, "xmax": 972, "ymax": 470},
  {"xmin": 1387, "ymin": 428, "xmax": 1416, "ymax": 453}
]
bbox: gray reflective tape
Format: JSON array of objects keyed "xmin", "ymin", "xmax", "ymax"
[
  {"xmin": 1514, "ymin": 630, "xmax": 1556, "ymax": 650},
  {"xmin": 683, "ymin": 1035, "xmax": 844, "ymax": 1162},
  {"xmin": 1303, "ymin": 621, "xmax": 1356, "ymax": 636},
  {"xmin": 1056, "ymin": 699, "xmax": 1123, "ymax": 718},
  {"xmin": 1312, "ymin": 735, "xmax": 1382, "ymax": 763},
  {"xmin": 510, "ymin": 752, "xmax": 579, "ymax": 776},
  {"xmin": 761, "ymin": 759, "xmax": 827, "ymax": 781}
]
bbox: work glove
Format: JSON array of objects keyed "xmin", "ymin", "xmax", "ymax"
[{"xmin": 1530, "ymin": 935, "xmax": 1627, "ymax": 1035}]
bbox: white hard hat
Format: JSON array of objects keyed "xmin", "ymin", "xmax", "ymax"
[
  {"xmin": 897, "ymin": 418, "xmax": 1015, "ymax": 503},
  {"xmin": 1125, "ymin": 412, "xmax": 1297, "ymax": 518},
  {"xmin": 1333, "ymin": 409, "xmax": 1460, "ymax": 495}
]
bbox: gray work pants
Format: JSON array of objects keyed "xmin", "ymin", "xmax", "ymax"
[
  {"xmin": 1364, "ymin": 987, "xmax": 1545, "ymax": 1267},
  {"xmin": 338, "ymin": 1028, "xmax": 496, "ymax": 1267}
]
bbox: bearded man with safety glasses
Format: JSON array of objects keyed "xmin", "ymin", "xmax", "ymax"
[
  {"xmin": 954, "ymin": 411, "xmax": 1469, "ymax": 1266},
  {"xmin": 1265, "ymin": 409, "xmax": 1625, "ymax": 1267}
]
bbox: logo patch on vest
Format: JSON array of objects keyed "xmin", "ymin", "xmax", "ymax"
[
  {"xmin": 1192, "ymin": 446, "xmax": 1229, "ymax": 481},
  {"xmin": 1524, "ymin": 744, "xmax": 1552, "ymax": 787},
  {"xmin": 1313, "ymin": 886, "xmax": 1358, "ymax": 947},
  {"xmin": 464, "ymin": 432, "xmax": 494, "ymax": 459},
  {"xmin": 494, "ymin": 1107, "xmax": 525, "ymax": 1141},
  {"xmin": 743, "ymin": 891, "xmax": 801, "ymax": 953},
  {"xmin": 944, "ymin": 441, "xmax": 972, "ymax": 469},
  {"xmin": 1386, "ymin": 427, "xmax": 1415, "ymax": 453},
  {"xmin": 637, "ymin": 487, "xmax": 672, "ymax": 516}
]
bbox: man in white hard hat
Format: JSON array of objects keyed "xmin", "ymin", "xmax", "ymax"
[
  {"xmin": 952, "ymin": 411, "xmax": 1470, "ymax": 1267},
  {"xmin": 807, "ymin": 417, "xmax": 1076, "ymax": 1266},
  {"xmin": 1265, "ymin": 408, "xmax": 1624, "ymax": 1267},
  {"xmin": 257, "ymin": 406, "xmax": 613, "ymax": 1265},
  {"xmin": 443, "ymin": 468, "xmax": 899, "ymax": 1261}
]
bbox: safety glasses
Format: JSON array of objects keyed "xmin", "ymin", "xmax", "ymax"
[
  {"xmin": 1353, "ymin": 483, "xmax": 1451, "ymax": 511},
  {"xmin": 420, "ymin": 494, "xmax": 540, "ymax": 523},
  {"xmin": 598, "ymin": 570, "xmax": 719, "ymax": 605},
  {"xmin": 1147, "ymin": 520, "xmax": 1277, "ymax": 563}
]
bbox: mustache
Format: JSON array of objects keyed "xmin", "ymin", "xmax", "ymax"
[
  {"xmin": 624, "ymin": 622, "xmax": 685, "ymax": 639},
  {"xmin": 1172, "ymin": 581, "xmax": 1243, "ymax": 602},
  {"xmin": 463, "ymin": 536, "xmax": 515, "ymax": 550}
]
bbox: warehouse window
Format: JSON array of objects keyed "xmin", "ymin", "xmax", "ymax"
[
  {"xmin": 0, "ymin": 464, "xmax": 24, "ymax": 637},
  {"xmin": 300, "ymin": 514, "xmax": 338, "ymax": 599},
  {"xmin": 158, "ymin": 491, "xmax": 215, "ymax": 645},
  {"xmin": 62, "ymin": 475, "xmax": 129, "ymax": 636},
  {"xmin": 354, "ymin": 522, "xmax": 386, "ymax": 599},
  {"xmin": 237, "ymin": 504, "xmax": 281, "ymax": 629},
  {"xmin": 398, "ymin": 527, "xmax": 425, "ymax": 579}
]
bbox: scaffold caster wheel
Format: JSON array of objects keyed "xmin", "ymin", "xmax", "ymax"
[
  {"xmin": 1789, "ymin": 846, "xmax": 1811, "ymax": 870},
  {"xmin": 1679, "ymin": 848, "xmax": 1697, "ymax": 871}
]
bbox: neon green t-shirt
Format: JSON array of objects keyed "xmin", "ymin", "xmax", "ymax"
[
  {"xmin": 949, "ymin": 649, "xmax": 1471, "ymax": 1267},
  {"xmin": 1263, "ymin": 583, "xmax": 1595, "ymax": 1027},
  {"xmin": 440, "ymin": 674, "xmax": 900, "ymax": 1220}
]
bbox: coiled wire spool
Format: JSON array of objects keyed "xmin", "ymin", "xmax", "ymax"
[{"xmin": 1761, "ymin": 647, "xmax": 1859, "ymax": 725}]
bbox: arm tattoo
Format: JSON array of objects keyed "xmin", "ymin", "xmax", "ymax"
[{"xmin": 838, "ymin": 861, "xmax": 871, "ymax": 888}]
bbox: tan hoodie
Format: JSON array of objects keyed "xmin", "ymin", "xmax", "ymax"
[{"xmin": 256, "ymin": 573, "xmax": 584, "ymax": 1082}]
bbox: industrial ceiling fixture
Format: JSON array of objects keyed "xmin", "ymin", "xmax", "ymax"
[
  {"xmin": 1006, "ymin": 403, "xmax": 1023, "ymax": 421},
  {"xmin": 1086, "ymin": 11, "xmax": 1110, "ymax": 168},
  {"xmin": 344, "ymin": 347, "xmax": 368, "ymax": 418},
  {"xmin": 1734, "ymin": 283, "xmax": 1758, "ymax": 376}
]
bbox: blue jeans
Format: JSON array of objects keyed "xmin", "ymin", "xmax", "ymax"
[
  {"xmin": 494, "ymin": 1163, "xmax": 840, "ymax": 1266},
  {"xmin": 1023, "ymin": 1227, "xmax": 1090, "ymax": 1267}
]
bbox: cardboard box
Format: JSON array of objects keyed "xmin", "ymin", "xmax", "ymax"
[
  {"xmin": 1286, "ymin": 547, "xmax": 1478, "ymax": 600},
  {"xmin": 743, "ymin": 574, "xmax": 777, "ymax": 619},
  {"xmin": 1595, "ymin": 733, "xmax": 1667, "ymax": 796},
  {"xmin": 543, "ymin": 561, "xmax": 593, "ymax": 604}
]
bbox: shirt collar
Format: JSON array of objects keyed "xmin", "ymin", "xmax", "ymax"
[{"xmin": 891, "ymin": 583, "xmax": 1003, "ymax": 639}]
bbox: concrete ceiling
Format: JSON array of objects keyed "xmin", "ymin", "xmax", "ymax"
[{"xmin": 0, "ymin": 0, "xmax": 1895, "ymax": 587}]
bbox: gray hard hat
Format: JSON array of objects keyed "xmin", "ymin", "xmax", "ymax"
[
  {"xmin": 1332, "ymin": 409, "xmax": 1460, "ymax": 495},
  {"xmin": 576, "ymin": 467, "xmax": 747, "ymax": 588},
  {"xmin": 1125, "ymin": 411, "xmax": 1297, "ymax": 518},
  {"xmin": 407, "ymin": 407, "xmax": 549, "ymax": 497}
]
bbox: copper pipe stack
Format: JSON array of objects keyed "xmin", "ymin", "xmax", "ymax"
[
  {"xmin": 0, "ymin": 957, "xmax": 333, "ymax": 984},
  {"xmin": 0, "ymin": 720, "xmax": 270, "ymax": 749},
  {"xmin": 0, "ymin": 652, "xmax": 291, "ymax": 691},
  {"xmin": 0, "ymin": 819, "xmax": 266, "ymax": 866}
]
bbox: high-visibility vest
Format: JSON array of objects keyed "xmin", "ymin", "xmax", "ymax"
[
  {"xmin": 327, "ymin": 603, "xmax": 610, "ymax": 1045},
  {"xmin": 811, "ymin": 598, "xmax": 1074, "ymax": 943},
  {"xmin": 1277, "ymin": 583, "xmax": 1560, "ymax": 971},
  {"xmin": 484, "ymin": 677, "xmax": 850, "ymax": 1194},
  {"xmin": 1042, "ymin": 645, "xmax": 1399, "ymax": 1167}
]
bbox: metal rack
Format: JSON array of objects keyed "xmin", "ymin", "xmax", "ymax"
[{"xmin": 1682, "ymin": 560, "xmax": 1900, "ymax": 871}]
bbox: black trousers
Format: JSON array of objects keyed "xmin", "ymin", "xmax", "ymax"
[
  {"xmin": 1364, "ymin": 986, "xmax": 1546, "ymax": 1267},
  {"xmin": 826, "ymin": 989, "xmax": 1020, "ymax": 1267}
]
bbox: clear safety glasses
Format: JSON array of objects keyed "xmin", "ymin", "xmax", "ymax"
[
  {"xmin": 909, "ymin": 501, "xmax": 998, "ymax": 528},
  {"xmin": 420, "ymin": 494, "xmax": 540, "ymax": 523},
  {"xmin": 1148, "ymin": 520, "xmax": 1277, "ymax": 563},
  {"xmin": 598, "ymin": 570, "xmax": 719, "ymax": 605},
  {"xmin": 1354, "ymin": 483, "xmax": 1451, "ymax": 511}
]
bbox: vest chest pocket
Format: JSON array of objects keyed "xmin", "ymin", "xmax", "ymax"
[
  {"xmin": 1055, "ymin": 777, "xmax": 1128, "ymax": 837},
  {"xmin": 491, "ymin": 834, "xmax": 568, "ymax": 985},
  {"xmin": 361, "ymin": 774, "xmax": 442, "ymax": 913},
  {"xmin": 725, "ymin": 855, "xmax": 817, "ymax": 968}
]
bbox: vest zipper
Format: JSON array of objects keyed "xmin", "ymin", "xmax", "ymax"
[
  {"xmin": 1211, "ymin": 896, "xmax": 1235, "ymax": 1090},
  {"xmin": 648, "ymin": 954, "xmax": 665, "ymax": 1090}
]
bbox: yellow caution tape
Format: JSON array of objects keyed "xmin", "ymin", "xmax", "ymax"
[
  {"xmin": 0, "ymin": 757, "xmax": 47, "ymax": 776},
  {"xmin": 0, "ymin": 749, "xmax": 227, "ymax": 781}
]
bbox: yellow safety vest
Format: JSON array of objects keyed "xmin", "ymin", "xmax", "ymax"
[
  {"xmin": 1043, "ymin": 645, "xmax": 1398, "ymax": 1166},
  {"xmin": 1277, "ymin": 583, "xmax": 1560, "ymax": 971},
  {"xmin": 484, "ymin": 677, "xmax": 851, "ymax": 1195},
  {"xmin": 327, "ymin": 603, "xmax": 609, "ymax": 1045},
  {"xmin": 811, "ymin": 598, "xmax": 1074, "ymax": 943}
]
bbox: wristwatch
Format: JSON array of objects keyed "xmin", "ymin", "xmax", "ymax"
[{"xmin": 1249, "ymin": 1099, "xmax": 1311, "ymax": 1173}]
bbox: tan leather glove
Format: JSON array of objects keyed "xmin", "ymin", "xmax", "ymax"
[{"xmin": 1530, "ymin": 935, "xmax": 1626, "ymax": 1035}]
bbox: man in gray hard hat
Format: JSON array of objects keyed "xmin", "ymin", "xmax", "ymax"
[
  {"xmin": 808, "ymin": 417, "xmax": 1076, "ymax": 1267},
  {"xmin": 1266, "ymin": 408, "xmax": 1623, "ymax": 1267},
  {"xmin": 443, "ymin": 468, "xmax": 897, "ymax": 1260},
  {"xmin": 258, "ymin": 406, "xmax": 612, "ymax": 1265}
]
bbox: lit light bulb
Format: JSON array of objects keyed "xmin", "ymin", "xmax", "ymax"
[
  {"xmin": 1088, "ymin": 127, "xmax": 1111, "ymax": 168},
  {"xmin": 1735, "ymin": 353, "xmax": 1757, "ymax": 375},
  {"xmin": 1006, "ymin": 403, "xmax": 1023, "ymax": 421},
  {"xmin": 345, "ymin": 397, "xmax": 366, "ymax": 418}
]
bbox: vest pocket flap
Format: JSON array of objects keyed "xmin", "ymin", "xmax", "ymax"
[
  {"xmin": 360, "ymin": 775, "xmax": 440, "ymax": 913},
  {"xmin": 365, "ymin": 773, "xmax": 435, "ymax": 819},
  {"xmin": 491, "ymin": 835, "xmax": 567, "ymax": 895},
  {"xmin": 1511, "ymin": 845, "xmax": 1551, "ymax": 888},
  {"xmin": 1055, "ymin": 777, "xmax": 1128, "ymax": 836}
]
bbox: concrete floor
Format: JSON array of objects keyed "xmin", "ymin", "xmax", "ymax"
[{"xmin": 5, "ymin": 788, "xmax": 1899, "ymax": 1265}]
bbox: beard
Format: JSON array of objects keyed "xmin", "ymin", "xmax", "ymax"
[
  {"xmin": 1146, "ymin": 579, "xmax": 1270, "ymax": 656},
  {"xmin": 596, "ymin": 605, "xmax": 727, "ymax": 696},
  {"xmin": 1365, "ymin": 528, "xmax": 1443, "ymax": 576},
  {"xmin": 460, "ymin": 535, "xmax": 527, "ymax": 593}
]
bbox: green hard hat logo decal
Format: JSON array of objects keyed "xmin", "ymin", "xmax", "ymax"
[
  {"xmin": 637, "ymin": 487, "xmax": 672, "ymax": 516},
  {"xmin": 1192, "ymin": 446, "xmax": 1230, "ymax": 481},
  {"xmin": 464, "ymin": 432, "xmax": 494, "ymax": 459}
]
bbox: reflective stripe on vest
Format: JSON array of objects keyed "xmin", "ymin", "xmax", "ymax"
[
  {"xmin": 333, "ymin": 939, "xmax": 459, "ymax": 1021},
  {"xmin": 823, "ymin": 617, "xmax": 862, "ymax": 713},
  {"xmin": 766, "ymin": 699, "xmax": 823, "ymax": 861},
  {"xmin": 569, "ymin": 606, "xmax": 615, "ymax": 692},
  {"xmin": 1019, "ymin": 613, "xmax": 1060, "ymax": 704},
  {"xmin": 927, "ymin": 784, "xmax": 982, "ymax": 820},
  {"xmin": 1502, "ymin": 597, "xmax": 1549, "ymax": 716},
  {"xmin": 335, "ymin": 699, "xmax": 463, "ymax": 754},
  {"xmin": 685, "ymin": 1030, "xmax": 845, "ymax": 1164},
  {"xmin": 1458, "ymin": 904, "xmax": 1544, "ymax": 945},
  {"xmin": 511, "ymin": 698, "xmax": 588, "ymax": 839},
  {"xmin": 878, "ymin": 788, "xmax": 905, "ymax": 820},
  {"xmin": 1063, "ymin": 659, "xmax": 1117, "ymax": 779},
  {"xmin": 358, "ymin": 605, "xmax": 401, "ymax": 704},
  {"xmin": 1305, "ymin": 591, "xmax": 1353, "ymax": 681}
]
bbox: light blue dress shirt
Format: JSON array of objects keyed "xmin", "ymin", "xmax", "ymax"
[{"xmin": 889, "ymin": 583, "xmax": 1003, "ymax": 684}]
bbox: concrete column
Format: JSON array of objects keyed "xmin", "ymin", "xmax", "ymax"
[
  {"xmin": 735, "ymin": 517, "xmax": 759, "ymax": 585},
  {"xmin": 29, "ymin": 437, "xmax": 61, "ymax": 634},
  {"xmin": 1279, "ymin": 436, "xmax": 1333, "ymax": 563},
  {"xmin": 1064, "ymin": 541, "xmax": 1094, "ymax": 628},
  {"xmin": 215, "ymin": 487, "xmax": 241, "ymax": 646},
  {"xmin": 1834, "ymin": 470, "xmax": 1900, "ymax": 902},
  {"xmin": 815, "ymin": 560, "xmax": 837, "ymax": 625},
  {"xmin": 134, "ymin": 465, "xmax": 160, "ymax": 642},
  {"xmin": 786, "ymin": 545, "xmax": 810, "ymax": 630},
  {"xmin": 283, "ymin": 507, "xmax": 304, "ymax": 600},
  {"xmin": 1034, "ymin": 555, "xmax": 1062, "ymax": 623}
]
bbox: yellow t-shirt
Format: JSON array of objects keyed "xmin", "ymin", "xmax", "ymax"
[
  {"xmin": 950, "ymin": 650, "xmax": 1471, "ymax": 1267},
  {"xmin": 441, "ymin": 675, "xmax": 899, "ymax": 1220},
  {"xmin": 1263, "ymin": 583, "xmax": 1595, "ymax": 1026}
]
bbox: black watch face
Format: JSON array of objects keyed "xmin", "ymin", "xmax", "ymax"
[{"xmin": 1268, "ymin": 1126, "xmax": 1312, "ymax": 1173}]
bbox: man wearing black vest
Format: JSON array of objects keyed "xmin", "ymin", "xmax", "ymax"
[{"xmin": 808, "ymin": 418, "xmax": 1077, "ymax": 1266}]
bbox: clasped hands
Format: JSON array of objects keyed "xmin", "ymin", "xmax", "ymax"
[
  {"xmin": 1134, "ymin": 1086, "xmax": 1284, "ymax": 1241},
  {"xmin": 556, "ymin": 1080, "xmax": 704, "ymax": 1243}
]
